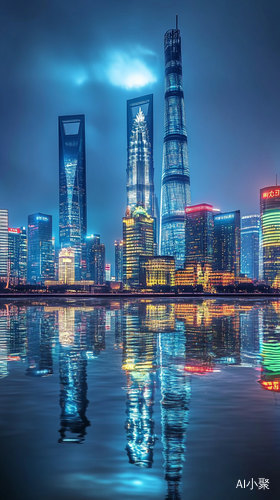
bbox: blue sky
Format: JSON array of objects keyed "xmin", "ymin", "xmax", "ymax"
[{"xmin": 1, "ymin": 0, "xmax": 280, "ymax": 268}]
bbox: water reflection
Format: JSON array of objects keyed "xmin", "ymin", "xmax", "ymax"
[
  {"xmin": 0, "ymin": 298, "xmax": 280, "ymax": 497},
  {"xmin": 122, "ymin": 302, "xmax": 158, "ymax": 468},
  {"xmin": 25, "ymin": 308, "xmax": 54, "ymax": 377}
]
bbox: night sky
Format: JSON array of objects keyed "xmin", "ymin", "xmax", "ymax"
[{"xmin": 2, "ymin": 0, "xmax": 280, "ymax": 269}]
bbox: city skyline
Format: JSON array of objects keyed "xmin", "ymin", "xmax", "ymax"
[{"xmin": 2, "ymin": 1, "xmax": 280, "ymax": 266}]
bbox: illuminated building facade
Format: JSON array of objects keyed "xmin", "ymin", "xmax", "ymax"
[
  {"xmin": 213, "ymin": 211, "xmax": 240, "ymax": 276},
  {"xmin": 105, "ymin": 263, "xmax": 111, "ymax": 282},
  {"xmin": 8, "ymin": 227, "xmax": 27, "ymax": 284},
  {"xmin": 123, "ymin": 206, "xmax": 154, "ymax": 287},
  {"xmin": 93, "ymin": 244, "xmax": 105, "ymax": 285},
  {"xmin": 114, "ymin": 240, "xmax": 123, "ymax": 282},
  {"xmin": 27, "ymin": 213, "xmax": 54, "ymax": 284},
  {"xmin": 81, "ymin": 234, "xmax": 100, "ymax": 280},
  {"xmin": 139, "ymin": 256, "xmax": 175, "ymax": 288},
  {"xmin": 59, "ymin": 115, "xmax": 87, "ymax": 280},
  {"xmin": 59, "ymin": 248, "xmax": 75, "ymax": 284},
  {"xmin": 185, "ymin": 204, "xmax": 214, "ymax": 264},
  {"xmin": 0, "ymin": 209, "xmax": 8, "ymax": 280},
  {"xmin": 160, "ymin": 19, "xmax": 191, "ymax": 269},
  {"xmin": 127, "ymin": 95, "xmax": 154, "ymax": 218},
  {"xmin": 241, "ymin": 215, "xmax": 260, "ymax": 280},
  {"xmin": 260, "ymin": 186, "xmax": 280, "ymax": 286}
]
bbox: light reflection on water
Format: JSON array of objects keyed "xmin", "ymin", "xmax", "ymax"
[{"xmin": 0, "ymin": 298, "xmax": 279, "ymax": 500}]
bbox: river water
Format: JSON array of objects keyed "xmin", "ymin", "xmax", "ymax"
[{"xmin": 0, "ymin": 297, "xmax": 279, "ymax": 500}]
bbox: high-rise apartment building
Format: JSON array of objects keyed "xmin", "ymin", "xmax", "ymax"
[
  {"xmin": 123, "ymin": 206, "xmax": 154, "ymax": 288},
  {"xmin": 185, "ymin": 204, "xmax": 214, "ymax": 264},
  {"xmin": 27, "ymin": 213, "xmax": 54, "ymax": 284},
  {"xmin": 160, "ymin": 18, "xmax": 191, "ymax": 269},
  {"xmin": 8, "ymin": 227, "xmax": 27, "ymax": 284},
  {"xmin": 241, "ymin": 215, "xmax": 260, "ymax": 280},
  {"xmin": 115, "ymin": 240, "xmax": 123, "ymax": 282},
  {"xmin": 0, "ymin": 209, "xmax": 8, "ymax": 280},
  {"xmin": 59, "ymin": 115, "xmax": 87, "ymax": 280},
  {"xmin": 127, "ymin": 95, "xmax": 154, "ymax": 217},
  {"xmin": 213, "ymin": 211, "xmax": 241, "ymax": 276},
  {"xmin": 260, "ymin": 186, "xmax": 280, "ymax": 286}
]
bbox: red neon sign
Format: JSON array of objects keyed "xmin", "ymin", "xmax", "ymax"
[
  {"xmin": 185, "ymin": 204, "xmax": 213, "ymax": 214},
  {"xmin": 8, "ymin": 228, "xmax": 20, "ymax": 234},
  {"xmin": 184, "ymin": 365, "xmax": 214, "ymax": 374},
  {"xmin": 260, "ymin": 380, "xmax": 280, "ymax": 392},
  {"xmin": 262, "ymin": 189, "xmax": 280, "ymax": 199}
]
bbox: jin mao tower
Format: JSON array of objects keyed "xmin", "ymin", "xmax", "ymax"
[
  {"xmin": 160, "ymin": 16, "xmax": 191, "ymax": 269},
  {"xmin": 127, "ymin": 95, "xmax": 154, "ymax": 217}
]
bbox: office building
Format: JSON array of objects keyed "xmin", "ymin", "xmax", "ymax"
[
  {"xmin": 59, "ymin": 115, "xmax": 87, "ymax": 280},
  {"xmin": 93, "ymin": 244, "xmax": 105, "ymax": 285},
  {"xmin": 123, "ymin": 206, "xmax": 154, "ymax": 287},
  {"xmin": 19, "ymin": 227, "xmax": 27, "ymax": 284},
  {"xmin": 115, "ymin": 240, "xmax": 123, "ymax": 282},
  {"xmin": 241, "ymin": 215, "xmax": 260, "ymax": 280},
  {"xmin": 0, "ymin": 209, "xmax": 8, "ymax": 280},
  {"xmin": 59, "ymin": 248, "xmax": 75, "ymax": 284},
  {"xmin": 139, "ymin": 256, "xmax": 175, "ymax": 288},
  {"xmin": 27, "ymin": 213, "xmax": 53, "ymax": 284},
  {"xmin": 81, "ymin": 234, "xmax": 100, "ymax": 280},
  {"xmin": 160, "ymin": 17, "xmax": 191, "ymax": 269},
  {"xmin": 127, "ymin": 94, "xmax": 154, "ymax": 217},
  {"xmin": 105, "ymin": 263, "xmax": 111, "ymax": 282},
  {"xmin": 185, "ymin": 204, "xmax": 214, "ymax": 264},
  {"xmin": 8, "ymin": 227, "xmax": 27, "ymax": 285},
  {"xmin": 213, "ymin": 211, "xmax": 241, "ymax": 276},
  {"xmin": 260, "ymin": 186, "xmax": 280, "ymax": 286}
]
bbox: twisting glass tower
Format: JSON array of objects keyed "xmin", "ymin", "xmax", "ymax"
[
  {"xmin": 160, "ymin": 17, "xmax": 191, "ymax": 269},
  {"xmin": 127, "ymin": 95, "xmax": 154, "ymax": 217},
  {"xmin": 59, "ymin": 115, "xmax": 87, "ymax": 279}
]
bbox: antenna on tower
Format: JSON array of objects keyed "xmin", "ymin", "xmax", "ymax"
[
  {"xmin": 176, "ymin": 14, "xmax": 178, "ymax": 30},
  {"xmin": 277, "ymin": 174, "xmax": 278, "ymax": 186}
]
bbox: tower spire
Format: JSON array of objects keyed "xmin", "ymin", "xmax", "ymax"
[{"xmin": 176, "ymin": 14, "xmax": 178, "ymax": 29}]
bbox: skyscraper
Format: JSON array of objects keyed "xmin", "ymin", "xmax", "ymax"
[
  {"xmin": 185, "ymin": 204, "xmax": 214, "ymax": 264},
  {"xmin": 81, "ymin": 234, "xmax": 100, "ymax": 281},
  {"xmin": 27, "ymin": 213, "xmax": 53, "ymax": 284},
  {"xmin": 0, "ymin": 209, "xmax": 8, "ymax": 281},
  {"xmin": 160, "ymin": 17, "xmax": 191, "ymax": 269},
  {"xmin": 260, "ymin": 186, "xmax": 280, "ymax": 286},
  {"xmin": 59, "ymin": 115, "xmax": 87, "ymax": 280},
  {"xmin": 93, "ymin": 244, "xmax": 105, "ymax": 285},
  {"xmin": 241, "ymin": 215, "xmax": 260, "ymax": 280},
  {"xmin": 8, "ymin": 227, "xmax": 27, "ymax": 285},
  {"xmin": 213, "ymin": 211, "xmax": 241, "ymax": 276},
  {"xmin": 114, "ymin": 240, "xmax": 123, "ymax": 282},
  {"xmin": 127, "ymin": 95, "xmax": 154, "ymax": 217},
  {"xmin": 59, "ymin": 248, "xmax": 75, "ymax": 284},
  {"xmin": 123, "ymin": 206, "xmax": 154, "ymax": 288}
]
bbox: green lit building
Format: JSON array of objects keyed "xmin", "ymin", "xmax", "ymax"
[
  {"xmin": 123, "ymin": 206, "xmax": 154, "ymax": 288},
  {"xmin": 260, "ymin": 186, "xmax": 280, "ymax": 286}
]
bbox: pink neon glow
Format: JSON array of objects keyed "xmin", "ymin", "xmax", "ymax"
[{"xmin": 185, "ymin": 204, "xmax": 213, "ymax": 214}]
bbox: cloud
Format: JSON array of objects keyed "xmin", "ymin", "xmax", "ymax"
[{"xmin": 93, "ymin": 48, "xmax": 157, "ymax": 90}]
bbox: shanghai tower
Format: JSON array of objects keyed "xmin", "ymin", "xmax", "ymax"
[{"xmin": 160, "ymin": 17, "xmax": 191, "ymax": 269}]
